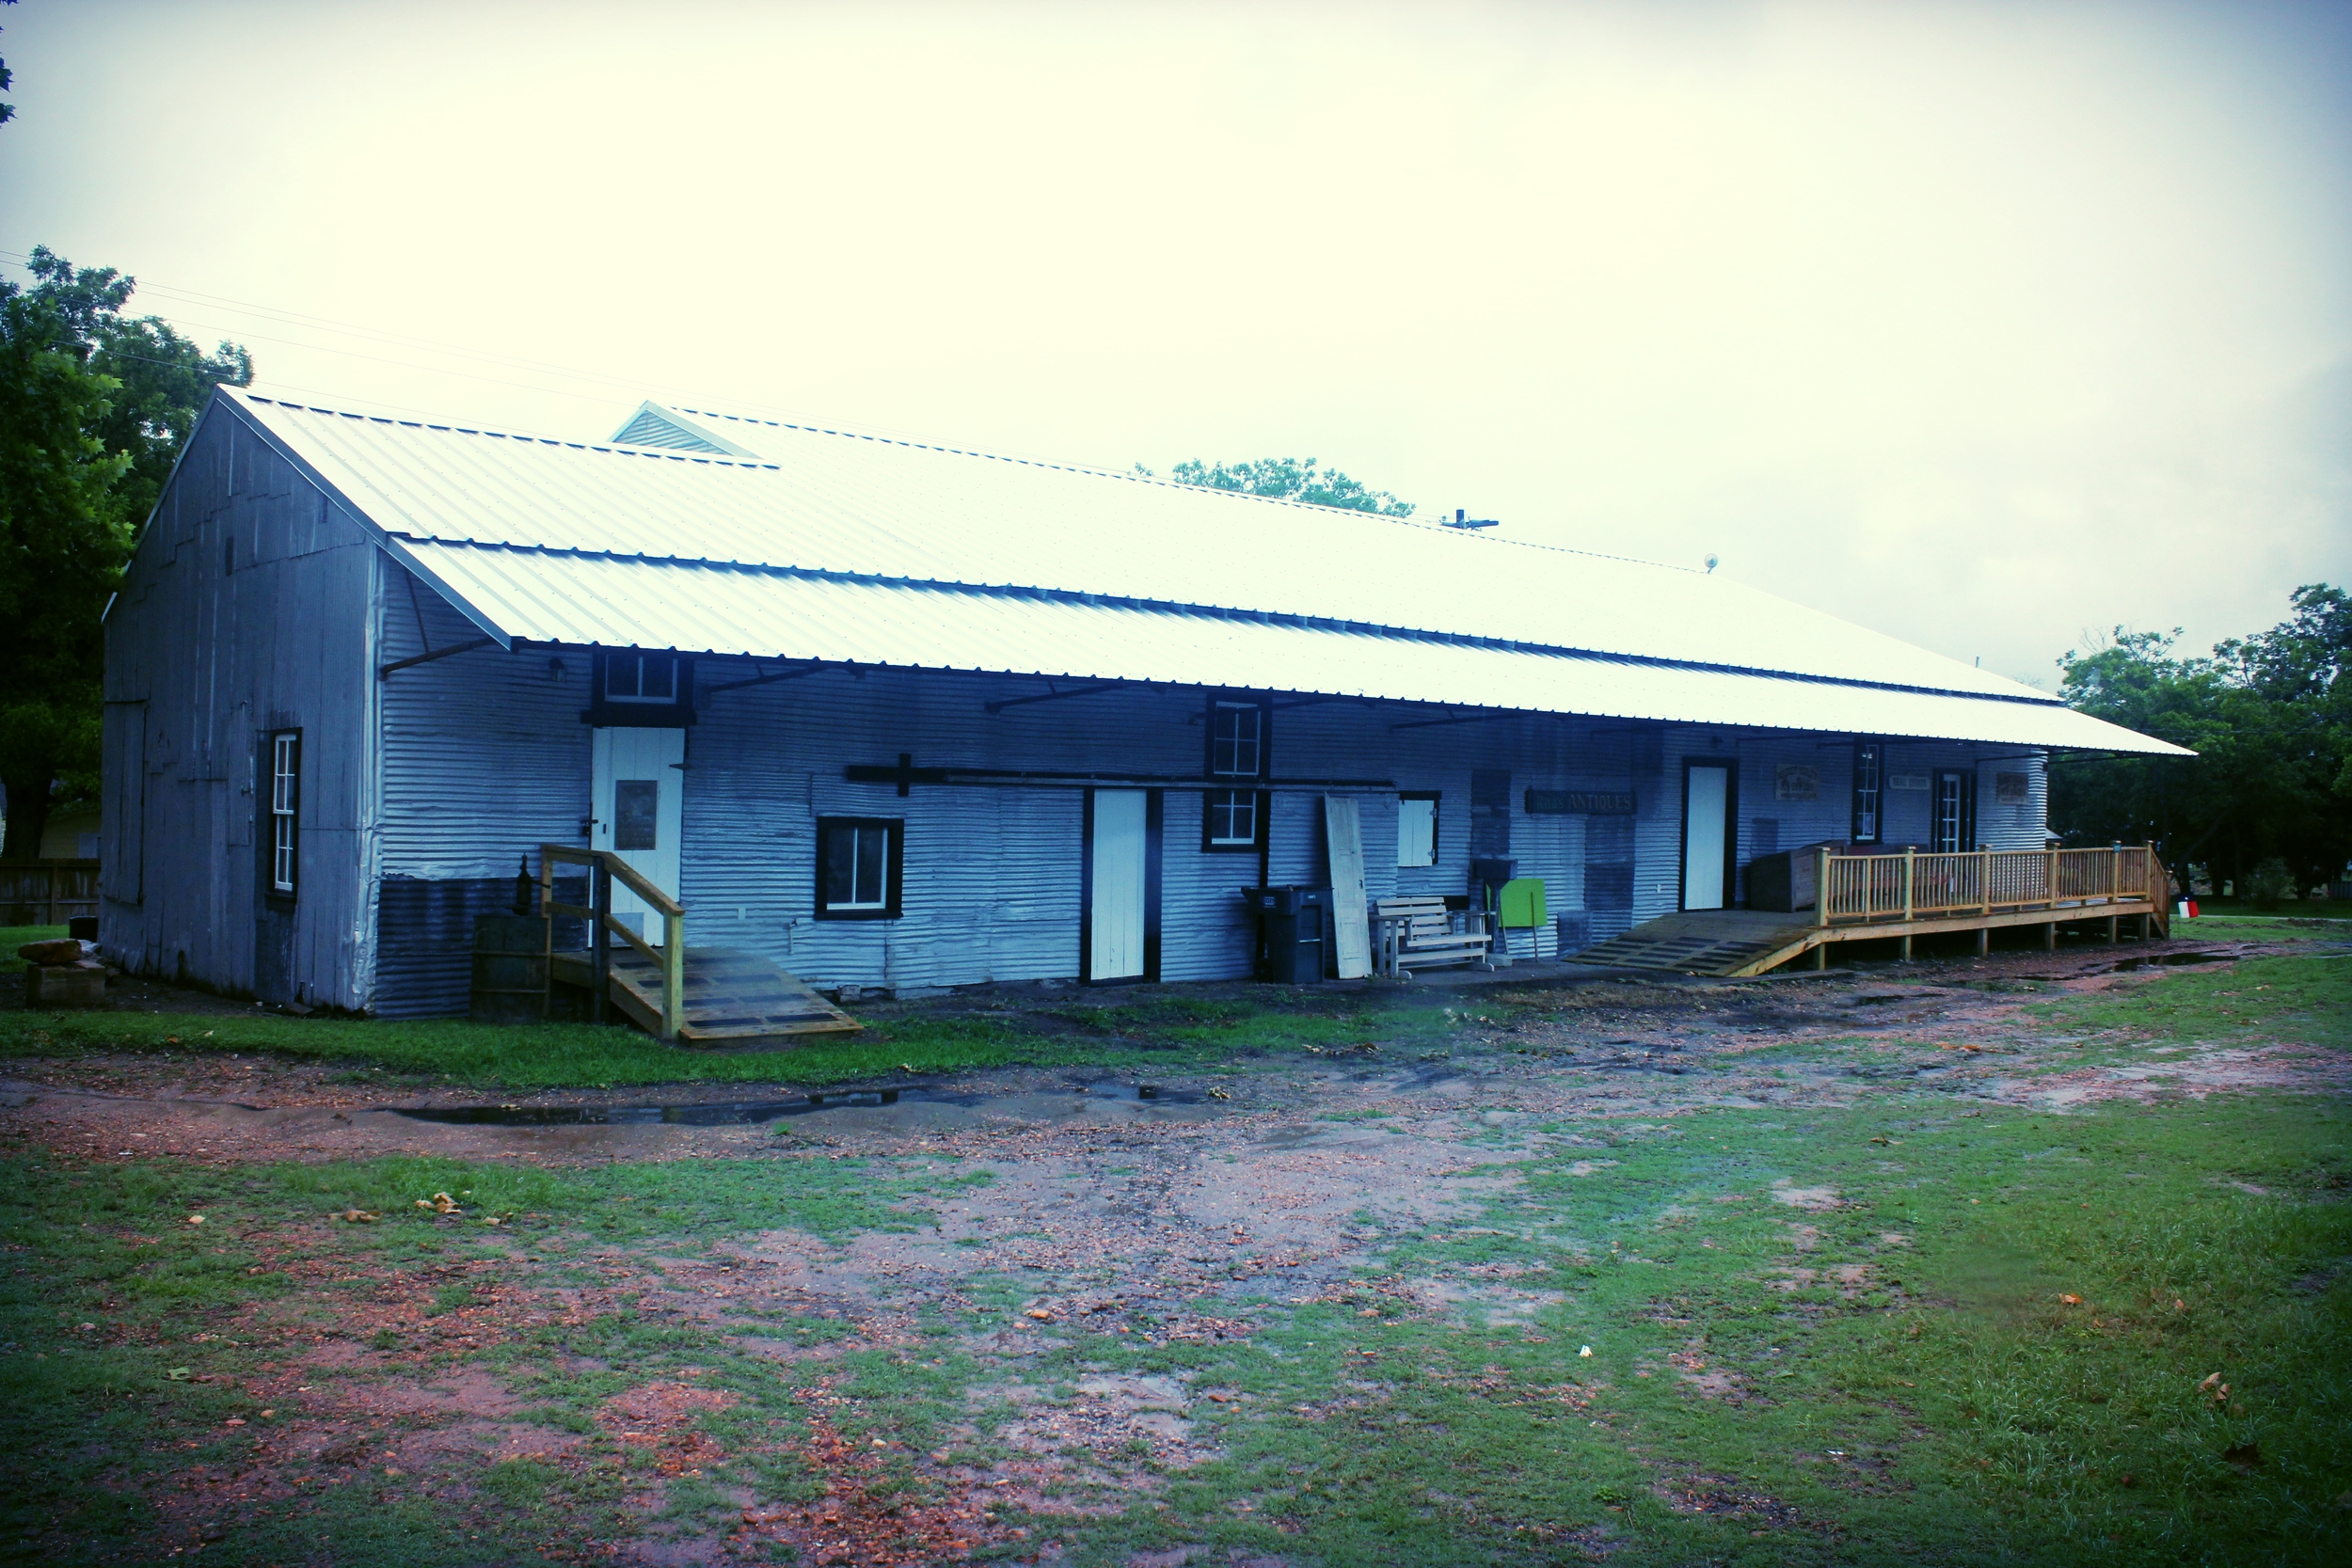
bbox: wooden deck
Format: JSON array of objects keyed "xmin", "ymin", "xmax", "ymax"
[{"xmin": 1571, "ymin": 845, "xmax": 2170, "ymax": 977}]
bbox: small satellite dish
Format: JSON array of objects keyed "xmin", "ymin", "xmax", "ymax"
[{"xmin": 1704, "ymin": 553, "xmax": 1719, "ymax": 574}]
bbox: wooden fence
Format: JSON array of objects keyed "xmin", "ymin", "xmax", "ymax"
[{"xmin": 0, "ymin": 860, "xmax": 101, "ymax": 927}]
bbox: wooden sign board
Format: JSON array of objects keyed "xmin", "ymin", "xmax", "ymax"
[{"xmin": 1523, "ymin": 789, "xmax": 1637, "ymax": 816}]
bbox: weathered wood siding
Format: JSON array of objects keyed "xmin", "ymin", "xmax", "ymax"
[{"xmin": 98, "ymin": 405, "xmax": 381, "ymax": 1006}]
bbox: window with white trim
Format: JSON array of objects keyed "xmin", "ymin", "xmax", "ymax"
[
  {"xmin": 1851, "ymin": 741, "xmax": 1883, "ymax": 846},
  {"xmin": 269, "ymin": 730, "xmax": 300, "ymax": 895},
  {"xmin": 816, "ymin": 816, "xmax": 902, "ymax": 919},
  {"xmin": 1210, "ymin": 701, "xmax": 1262, "ymax": 778},
  {"xmin": 1204, "ymin": 789, "xmax": 1261, "ymax": 849}
]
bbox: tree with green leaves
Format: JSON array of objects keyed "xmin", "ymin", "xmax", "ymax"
[
  {"xmin": 1, "ymin": 0, "xmax": 18, "ymax": 131},
  {"xmin": 0, "ymin": 246, "xmax": 251, "ymax": 859},
  {"xmin": 2051, "ymin": 584, "xmax": 2350, "ymax": 895},
  {"xmin": 1139, "ymin": 456, "xmax": 1415, "ymax": 517}
]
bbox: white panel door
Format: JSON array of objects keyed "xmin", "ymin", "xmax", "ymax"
[
  {"xmin": 1089, "ymin": 789, "xmax": 1148, "ymax": 981},
  {"xmin": 1683, "ymin": 765, "xmax": 1729, "ymax": 911},
  {"xmin": 591, "ymin": 727, "xmax": 685, "ymax": 943}
]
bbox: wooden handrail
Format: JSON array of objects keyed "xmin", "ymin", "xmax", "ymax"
[
  {"xmin": 536, "ymin": 845, "xmax": 686, "ymax": 1040},
  {"xmin": 539, "ymin": 844, "xmax": 684, "ymax": 917}
]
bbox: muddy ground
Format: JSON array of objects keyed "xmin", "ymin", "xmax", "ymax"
[{"xmin": 4, "ymin": 933, "xmax": 2346, "ymax": 1566}]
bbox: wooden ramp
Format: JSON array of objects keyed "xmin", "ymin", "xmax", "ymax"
[
  {"xmin": 1571, "ymin": 911, "xmax": 1821, "ymax": 978},
  {"xmin": 551, "ymin": 946, "xmax": 861, "ymax": 1047}
]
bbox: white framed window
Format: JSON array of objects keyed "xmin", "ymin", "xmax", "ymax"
[
  {"xmin": 1396, "ymin": 792, "xmax": 1438, "ymax": 867},
  {"xmin": 817, "ymin": 816, "xmax": 902, "ymax": 919},
  {"xmin": 1204, "ymin": 788, "xmax": 1261, "ymax": 850},
  {"xmin": 1851, "ymin": 740, "xmax": 1883, "ymax": 845},
  {"xmin": 269, "ymin": 730, "xmax": 300, "ymax": 895},
  {"xmin": 1210, "ymin": 701, "xmax": 1264, "ymax": 778},
  {"xmin": 605, "ymin": 651, "xmax": 681, "ymax": 705}
]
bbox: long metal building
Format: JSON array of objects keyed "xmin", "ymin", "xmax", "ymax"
[{"xmin": 99, "ymin": 390, "xmax": 2188, "ymax": 1018}]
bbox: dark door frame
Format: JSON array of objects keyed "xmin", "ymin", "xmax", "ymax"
[
  {"xmin": 1079, "ymin": 787, "xmax": 1163, "ymax": 985},
  {"xmin": 1678, "ymin": 757, "xmax": 1740, "ymax": 911}
]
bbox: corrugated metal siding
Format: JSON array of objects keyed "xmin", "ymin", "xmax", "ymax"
[
  {"xmin": 371, "ymin": 571, "xmax": 594, "ymax": 1016},
  {"xmin": 98, "ymin": 409, "xmax": 378, "ymax": 1008},
  {"xmin": 232, "ymin": 389, "xmax": 2079, "ymax": 706}
]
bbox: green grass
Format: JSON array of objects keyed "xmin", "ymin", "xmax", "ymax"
[
  {"xmin": 0, "ymin": 925, "xmax": 69, "ymax": 974},
  {"xmin": 1025, "ymin": 1095, "xmax": 2352, "ymax": 1566},
  {"xmin": 5, "ymin": 945, "xmax": 2348, "ymax": 1563},
  {"xmin": 0, "ymin": 1147, "xmax": 993, "ymax": 1564},
  {"xmin": 2031, "ymin": 952, "xmax": 2351, "ymax": 1050},
  {"xmin": 0, "ymin": 989, "xmax": 1448, "ymax": 1089}
]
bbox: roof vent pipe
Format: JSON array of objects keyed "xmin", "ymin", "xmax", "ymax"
[{"xmin": 1444, "ymin": 508, "xmax": 1499, "ymax": 531}]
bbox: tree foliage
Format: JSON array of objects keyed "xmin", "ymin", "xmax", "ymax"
[
  {"xmin": 1147, "ymin": 456, "xmax": 1415, "ymax": 517},
  {"xmin": 2052, "ymin": 584, "xmax": 2351, "ymax": 893},
  {"xmin": 0, "ymin": 245, "xmax": 250, "ymax": 858}
]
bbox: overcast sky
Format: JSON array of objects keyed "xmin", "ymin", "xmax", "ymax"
[{"xmin": 4, "ymin": 0, "xmax": 2346, "ymax": 688}]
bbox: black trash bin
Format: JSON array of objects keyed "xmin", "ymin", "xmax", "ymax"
[{"xmin": 1248, "ymin": 885, "xmax": 1330, "ymax": 983}]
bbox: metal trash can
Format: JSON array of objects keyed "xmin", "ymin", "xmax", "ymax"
[{"xmin": 1248, "ymin": 885, "xmax": 1330, "ymax": 983}]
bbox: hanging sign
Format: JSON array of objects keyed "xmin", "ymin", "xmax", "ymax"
[{"xmin": 1524, "ymin": 789, "xmax": 1637, "ymax": 816}]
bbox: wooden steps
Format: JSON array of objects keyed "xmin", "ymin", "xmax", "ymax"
[
  {"xmin": 550, "ymin": 945, "xmax": 862, "ymax": 1046},
  {"xmin": 1571, "ymin": 911, "xmax": 1820, "ymax": 977}
]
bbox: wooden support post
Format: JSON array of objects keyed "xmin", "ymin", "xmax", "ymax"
[
  {"xmin": 1974, "ymin": 926, "xmax": 1990, "ymax": 958},
  {"xmin": 662, "ymin": 907, "xmax": 684, "ymax": 1042},
  {"xmin": 538, "ymin": 849, "xmax": 553, "ymax": 1019},
  {"xmin": 1901, "ymin": 847, "xmax": 1915, "ymax": 925},
  {"xmin": 1812, "ymin": 940, "xmax": 1828, "ymax": 971},
  {"xmin": 1816, "ymin": 847, "xmax": 1832, "ymax": 928},
  {"xmin": 2042, "ymin": 921, "xmax": 2057, "ymax": 952},
  {"xmin": 1899, "ymin": 933, "xmax": 1913, "ymax": 962},
  {"xmin": 590, "ymin": 859, "xmax": 612, "ymax": 1026},
  {"xmin": 2105, "ymin": 914, "xmax": 2119, "ymax": 943}
]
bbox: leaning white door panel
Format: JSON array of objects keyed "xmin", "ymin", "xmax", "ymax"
[
  {"xmin": 1089, "ymin": 789, "xmax": 1147, "ymax": 981},
  {"xmin": 591, "ymin": 727, "xmax": 685, "ymax": 943},
  {"xmin": 1683, "ymin": 765, "xmax": 1728, "ymax": 911}
]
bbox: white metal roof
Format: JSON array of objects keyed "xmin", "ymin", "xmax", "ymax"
[
  {"xmin": 394, "ymin": 540, "xmax": 2176, "ymax": 753},
  {"xmin": 232, "ymin": 392, "xmax": 2047, "ymax": 696},
  {"xmin": 215, "ymin": 390, "xmax": 2188, "ymax": 755}
]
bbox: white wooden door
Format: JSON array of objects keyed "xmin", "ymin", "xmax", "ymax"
[
  {"xmin": 1088, "ymin": 789, "xmax": 1148, "ymax": 981},
  {"xmin": 591, "ymin": 727, "xmax": 684, "ymax": 943},
  {"xmin": 1683, "ymin": 764, "xmax": 1729, "ymax": 911},
  {"xmin": 1324, "ymin": 795, "xmax": 1372, "ymax": 979}
]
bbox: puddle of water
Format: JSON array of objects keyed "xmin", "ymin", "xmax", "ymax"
[{"xmin": 393, "ymin": 1082, "xmax": 1185, "ymax": 1128}]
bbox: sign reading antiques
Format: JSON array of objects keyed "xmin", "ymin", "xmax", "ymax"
[{"xmin": 1524, "ymin": 789, "xmax": 1637, "ymax": 816}]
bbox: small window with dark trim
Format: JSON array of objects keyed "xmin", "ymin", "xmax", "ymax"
[
  {"xmin": 606, "ymin": 651, "xmax": 681, "ymax": 705},
  {"xmin": 1851, "ymin": 741, "xmax": 1883, "ymax": 845},
  {"xmin": 1202, "ymin": 787, "xmax": 1263, "ymax": 852},
  {"xmin": 1396, "ymin": 791, "xmax": 1439, "ymax": 867},
  {"xmin": 268, "ymin": 730, "xmax": 300, "ymax": 896},
  {"xmin": 816, "ymin": 816, "xmax": 902, "ymax": 919}
]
